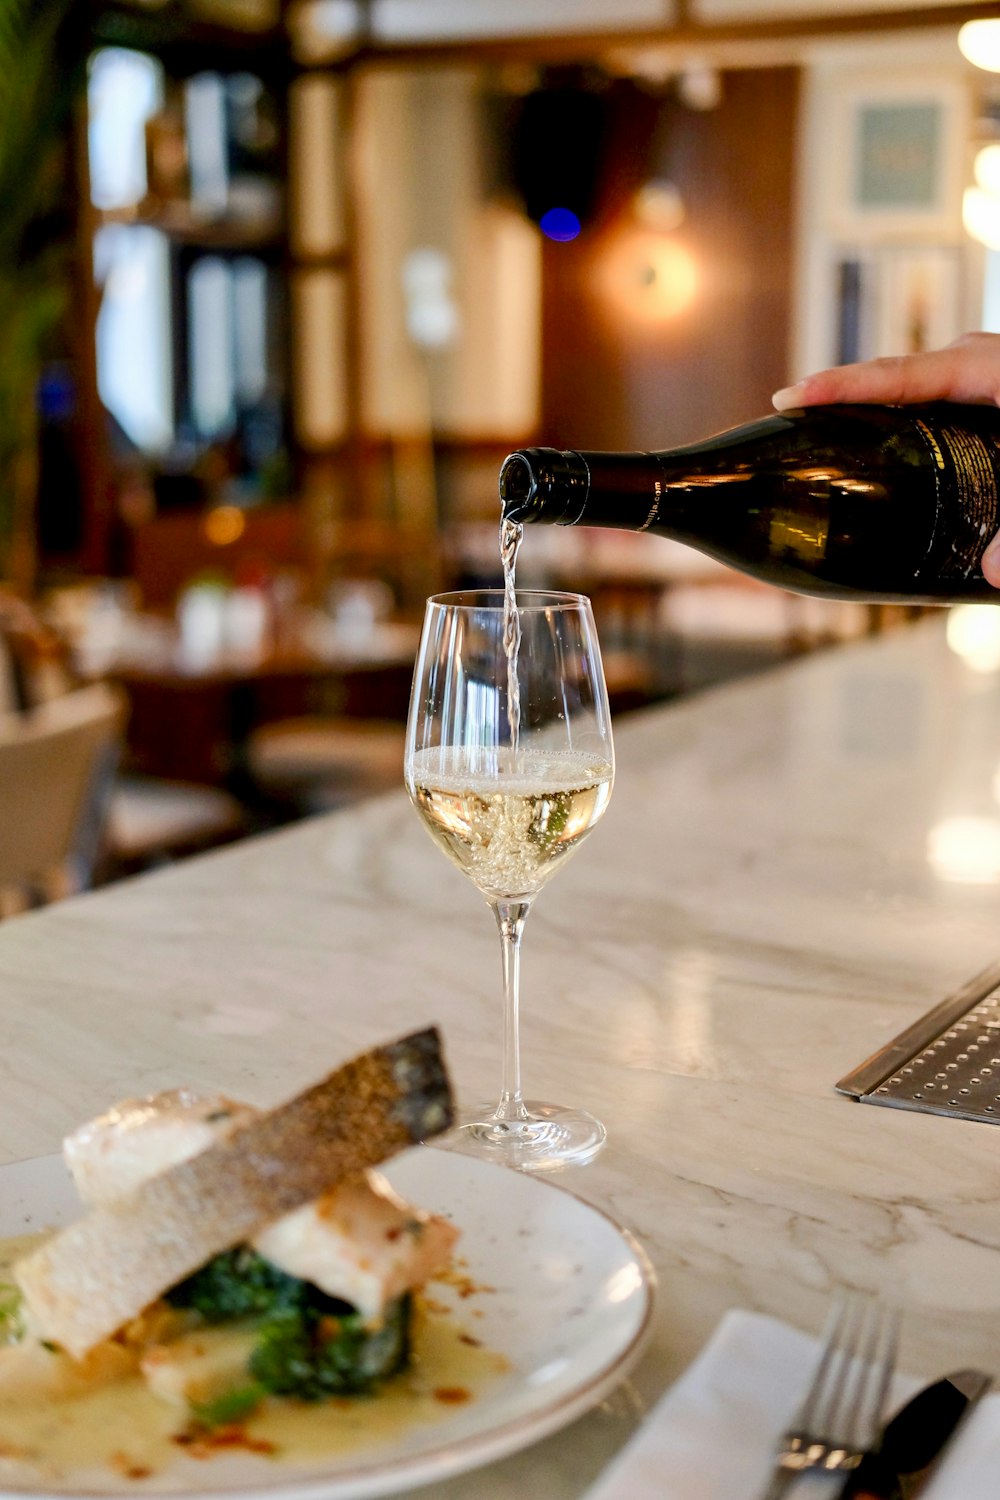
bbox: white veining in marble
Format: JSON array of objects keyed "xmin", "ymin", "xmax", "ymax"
[{"xmin": 5, "ymin": 615, "xmax": 1000, "ymax": 1494}]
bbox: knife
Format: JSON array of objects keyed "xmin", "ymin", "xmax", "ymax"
[{"xmin": 839, "ymin": 1368, "xmax": 992, "ymax": 1499}]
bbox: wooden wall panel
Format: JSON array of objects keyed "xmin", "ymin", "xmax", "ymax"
[{"xmin": 540, "ymin": 67, "xmax": 800, "ymax": 452}]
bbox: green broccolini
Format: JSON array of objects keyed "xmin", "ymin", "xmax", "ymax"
[
  {"xmin": 249, "ymin": 1295, "xmax": 410, "ymax": 1400},
  {"xmin": 166, "ymin": 1247, "xmax": 304, "ymax": 1321},
  {"xmin": 189, "ymin": 1384, "xmax": 266, "ymax": 1429},
  {"xmin": 167, "ymin": 1247, "xmax": 411, "ymax": 1406}
]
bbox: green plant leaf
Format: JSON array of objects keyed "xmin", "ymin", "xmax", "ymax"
[{"xmin": 0, "ymin": 0, "xmax": 86, "ymax": 578}]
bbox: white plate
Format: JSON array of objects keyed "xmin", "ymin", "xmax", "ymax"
[{"xmin": 0, "ymin": 1147, "xmax": 655, "ymax": 1498}]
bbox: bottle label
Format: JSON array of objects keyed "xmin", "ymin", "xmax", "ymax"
[{"xmin": 915, "ymin": 417, "xmax": 1000, "ymax": 579}]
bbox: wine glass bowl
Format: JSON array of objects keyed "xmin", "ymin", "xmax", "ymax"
[{"xmin": 405, "ymin": 589, "xmax": 614, "ymax": 1171}]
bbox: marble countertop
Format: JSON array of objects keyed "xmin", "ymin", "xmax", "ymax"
[{"xmin": 5, "ymin": 613, "xmax": 1000, "ymax": 1495}]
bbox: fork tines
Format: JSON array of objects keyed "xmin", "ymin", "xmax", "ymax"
[
  {"xmin": 794, "ymin": 1293, "xmax": 899, "ymax": 1460},
  {"xmin": 760, "ymin": 1292, "xmax": 900, "ymax": 1500}
]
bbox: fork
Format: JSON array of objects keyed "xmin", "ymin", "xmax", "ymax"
[{"xmin": 757, "ymin": 1293, "xmax": 900, "ymax": 1500}]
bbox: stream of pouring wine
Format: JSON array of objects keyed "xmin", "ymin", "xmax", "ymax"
[{"xmin": 500, "ymin": 517, "xmax": 523, "ymax": 762}]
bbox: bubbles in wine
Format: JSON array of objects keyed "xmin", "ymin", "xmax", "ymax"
[{"xmin": 409, "ymin": 745, "xmax": 613, "ymax": 901}]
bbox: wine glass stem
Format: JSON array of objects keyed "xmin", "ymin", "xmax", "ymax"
[{"xmin": 492, "ymin": 899, "xmax": 531, "ymax": 1125}]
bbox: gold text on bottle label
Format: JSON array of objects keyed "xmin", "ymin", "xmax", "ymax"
[{"xmin": 915, "ymin": 419, "xmax": 947, "ymax": 471}]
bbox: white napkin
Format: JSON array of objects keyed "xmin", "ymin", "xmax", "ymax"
[{"xmin": 582, "ymin": 1307, "xmax": 1000, "ymax": 1500}]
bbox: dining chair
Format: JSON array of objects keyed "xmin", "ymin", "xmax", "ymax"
[
  {"xmin": 244, "ymin": 715, "xmax": 406, "ymax": 815},
  {"xmin": 103, "ymin": 774, "xmax": 248, "ymax": 874},
  {"xmin": 0, "ymin": 681, "xmax": 127, "ymax": 914}
]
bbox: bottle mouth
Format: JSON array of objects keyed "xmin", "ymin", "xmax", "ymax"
[
  {"xmin": 499, "ymin": 448, "xmax": 590, "ymax": 525},
  {"xmin": 499, "ymin": 454, "xmax": 534, "ymax": 519}
]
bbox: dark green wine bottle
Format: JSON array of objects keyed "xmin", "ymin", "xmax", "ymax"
[{"xmin": 498, "ymin": 403, "xmax": 1000, "ymax": 604}]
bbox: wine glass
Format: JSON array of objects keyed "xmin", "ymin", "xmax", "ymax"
[{"xmin": 404, "ymin": 589, "xmax": 614, "ymax": 1171}]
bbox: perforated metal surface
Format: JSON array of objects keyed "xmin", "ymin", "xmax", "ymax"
[{"xmin": 837, "ymin": 960, "xmax": 1000, "ymax": 1125}]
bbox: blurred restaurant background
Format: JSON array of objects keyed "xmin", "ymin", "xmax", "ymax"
[{"xmin": 5, "ymin": 0, "xmax": 1000, "ymax": 911}]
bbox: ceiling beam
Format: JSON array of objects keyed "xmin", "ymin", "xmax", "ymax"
[{"xmin": 347, "ymin": 3, "xmax": 1000, "ymax": 67}]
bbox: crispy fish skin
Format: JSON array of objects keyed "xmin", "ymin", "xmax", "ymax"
[
  {"xmin": 68, "ymin": 1089, "xmax": 459, "ymax": 1322},
  {"xmin": 15, "ymin": 1028, "xmax": 453, "ymax": 1360}
]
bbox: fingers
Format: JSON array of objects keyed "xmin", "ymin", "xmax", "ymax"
[
  {"xmin": 982, "ymin": 533, "xmax": 1000, "ymax": 587},
  {"xmin": 773, "ymin": 333, "xmax": 1000, "ymax": 411}
]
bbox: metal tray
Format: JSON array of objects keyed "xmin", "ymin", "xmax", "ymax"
[{"xmin": 836, "ymin": 960, "xmax": 1000, "ymax": 1124}]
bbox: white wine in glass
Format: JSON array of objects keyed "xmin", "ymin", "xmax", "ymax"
[{"xmin": 404, "ymin": 589, "xmax": 614, "ymax": 1171}]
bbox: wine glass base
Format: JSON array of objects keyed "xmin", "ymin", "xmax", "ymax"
[{"xmin": 439, "ymin": 1100, "xmax": 607, "ymax": 1172}]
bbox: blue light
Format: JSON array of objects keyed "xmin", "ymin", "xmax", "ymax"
[{"xmin": 539, "ymin": 207, "xmax": 581, "ymax": 242}]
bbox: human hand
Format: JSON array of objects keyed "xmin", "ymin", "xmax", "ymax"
[
  {"xmin": 772, "ymin": 332, "xmax": 1000, "ymax": 412},
  {"xmin": 771, "ymin": 333, "xmax": 1000, "ymax": 587}
]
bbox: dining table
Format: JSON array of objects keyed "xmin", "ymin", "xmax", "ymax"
[
  {"xmin": 71, "ymin": 603, "xmax": 420, "ymax": 788},
  {"xmin": 5, "ymin": 608, "xmax": 1000, "ymax": 1496}
]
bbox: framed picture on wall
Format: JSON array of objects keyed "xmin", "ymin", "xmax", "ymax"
[
  {"xmin": 792, "ymin": 55, "xmax": 976, "ymax": 380},
  {"xmin": 823, "ymin": 72, "xmax": 969, "ymax": 242}
]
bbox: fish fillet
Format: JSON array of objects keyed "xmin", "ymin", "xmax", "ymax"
[{"xmin": 15, "ymin": 1028, "xmax": 452, "ymax": 1358}]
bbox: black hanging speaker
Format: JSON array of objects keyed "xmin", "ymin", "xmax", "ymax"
[{"xmin": 508, "ymin": 83, "xmax": 609, "ymax": 228}]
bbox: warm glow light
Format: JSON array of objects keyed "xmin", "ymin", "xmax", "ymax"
[
  {"xmin": 975, "ymin": 143, "xmax": 1000, "ymax": 196},
  {"xmin": 678, "ymin": 65, "xmax": 722, "ymax": 112},
  {"xmin": 963, "ymin": 185, "xmax": 1000, "ymax": 249},
  {"xmin": 946, "ymin": 604, "xmax": 1000, "ymax": 672},
  {"xmin": 927, "ymin": 815, "xmax": 1000, "ymax": 884},
  {"xmin": 634, "ymin": 179, "xmax": 685, "ymax": 233},
  {"xmin": 600, "ymin": 230, "xmax": 697, "ymax": 324},
  {"xmin": 958, "ymin": 19, "xmax": 1000, "ymax": 72},
  {"xmin": 203, "ymin": 505, "xmax": 246, "ymax": 546}
]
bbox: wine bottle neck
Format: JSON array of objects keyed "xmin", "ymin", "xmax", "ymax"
[{"xmin": 500, "ymin": 446, "xmax": 708, "ymax": 532}]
